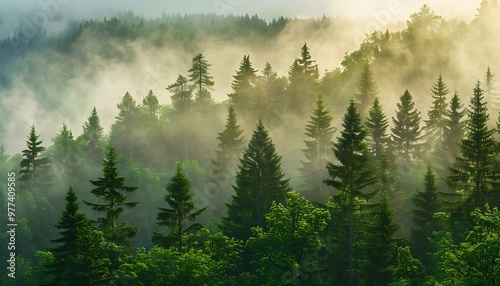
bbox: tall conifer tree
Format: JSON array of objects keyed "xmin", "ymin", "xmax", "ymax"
[{"xmin": 221, "ymin": 120, "xmax": 290, "ymax": 241}]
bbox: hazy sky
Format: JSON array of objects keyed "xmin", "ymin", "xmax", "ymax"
[{"xmin": 0, "ymin": 0, "xmax": 482, "ymax": 38}]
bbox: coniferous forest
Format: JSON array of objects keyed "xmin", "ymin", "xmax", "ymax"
[{"xmin": 1, "ymin": 2, "xmax": 500, "ymax": 285}]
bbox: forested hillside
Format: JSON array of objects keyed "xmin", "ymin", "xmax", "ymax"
[{"xmin": 1, "ymin": 2, "xmax": 500, "ymax": 285}]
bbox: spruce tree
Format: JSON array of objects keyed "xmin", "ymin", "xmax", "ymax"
[
  {"xmin": 447, "ymin": 81, "xmax": 499, "ymax": 209},
  {"xmin": 45, "ymin": 187, "xmax": 111, "ymax": 285},
  {"xmin": 485, "ymin": 66, "xmax": 500, "ymax": 113},
  {"xmin": 221, "ymin": 120, "xmax": 290, "ymax": 241},
  {"xmin": 286, "ymin": 43, "xmax": 319, "ymax": 116},
  {"xmin": 300, "ymin": 94, "xmax": 336, "ymax": 202},
  {"xmin": 355, "ymin": 63, "xmax": 378, "ymax": 119},
  {"xmin": 391, "ymin": 90, "xmax": 422, "ymax": 167},
  {"xmin": 81, "ymin": 107, "xmax": 104, "ymax": 165},
  {"xmin": 153, "ymin": 162, "xmax": 206, "ymax": 252},
  {"xmin": 19, "ymin": 125, "xmax": 51, "ymax": 191},
  {"xmin": 168, "ymin": 74, "xmax": 193, "ymax": 113},
  {"xmin": 362, "ymin": 195, "xmax": 399, "ymax": 286},
  {"xmin": 188, "ymin": 53, "xmax": 214, "ymax": 105},
  {"xmin": 256, "ymin": 62, "xmax": 287, "ymax": 123},
  {"xmin": 50, "ymin": 123, "xmax": 82, "ymax": 187},
  {"xmin": 325, "ymin": 99, "xmax": 376, "ymax": 286},
  {"xmin": 411, "ymin": 165, "xmax": 442, "ymax": 273},
  {"xmin": 109, "ymin": 92, "xmax": 140, "ymax": 160},
  {"xmin": 365, "ymin": 97, "xmax": 390, "ymax": 161},
  {"xmin": 435, "ymin": 92, "xmax": 465, "ymax": 175},
  {"xmin": 228, "ymin": 55, "xmax": 258, "ymax": 121},
  {"xmin": 84, "ymin": 146, "xmax": 139, "ymax": 247},
  {"xmin": 423, "ymin": 74, "xmax": 449, "ymax": 158},
  {"xmin": 208, "ymin": 105, "xmax": 245, "ymax": 217}
]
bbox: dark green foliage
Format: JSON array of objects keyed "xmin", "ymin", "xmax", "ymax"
[
  {"xmin": 423, "ymin": 75, "xmax": 449, "ymax": 159},
  {"xmin": 255, "ymin": 62, "xmax": 287, "ymax": 124},
  {"xmin": 391, "ymin": 90, "xmax": 422, "ymax": 167},
  {"xmin": 84, "ymin": 146, "xmax": 139, "ymax": 247},
  {"xmin": 366, "ymin": 97, "xmax": 390, "ymax": 162},
  {"xmin": 355, "ymin": 63, "xmax": 378, "ymax": 119},
  {"xmin": 221, "ymin": 120, "xmax": 291, "ymax": 241},
  {"xmin": 168, "ymin": 74, "xmax": 193, "ymax": 113},
  {"xmin": 300, "ymin": 94, "xmax": 336, "ymax": 202},
  {"xmin": 361, "ymin": 195, "xmax": 399, "ymax": 286},
  {"xmin": 80, "ymin": 107, "xmax": 104, "ymax": 165},
  {"xmin": 19, "ymin": 125, "xmax": 51, "ymax": 191},
  {"xmin": 208, "ymin": 105, "xmax": 245, "ymax": 217},
  {"xmin": 447, "ymin": 81, "xmax": 498, "ymax": 209},
  {"xmin": 287, "ymin": 43, "xmax": 319, "ymax": 116},
  {"xmin": 325, "ymin": 99, "xmax": 376, "ymax": 286},
  {"xmin": 411, "ymin": 165, "xmax": 442, "ymax": 273},
  {"xmin": 153, "ymin": 162, "xmax": 206, "ymax": 252},
  {"xmin": 45, "ymin": 187, "xmax": 111, "ymax": 285}
]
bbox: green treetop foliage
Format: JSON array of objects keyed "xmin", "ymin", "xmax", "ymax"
[
  {"xmin": 354, "ymin": 63, "xmax": 378, "ymax": 119},
  {"xmin": 221, "ymin": 120, "xmax": 291, "ymax": 241},
  {"xmin": 411, "ymin": 165, "xmax": 442, "ymax": 273},
  {"xmin": 81, "ymin": 107, "xmax": 105, "ymax": 165},
  {"xmin": 229, "ymin": 54, "xmax": 258, "ymax": 121},
  {"xmin": 325, "ymin": 99, "xmax": 376, "ymax": 286},
  {"xmin": 188, "ymin": 53, "xmax": 215, "ymax": 106},
  {"xmin": 168, "ymin": 74, "xmax": 193, "ymax": 114},
  {"xmin": 300, "ymin": 94, "xmax": 336, "ymax": 202},
  {"xmin": 365, "ymin": 97, "xmax": 390, "ymax": 162},
  {"xmin": 287, "ymin": 43, "xmax": 319, "ymax": 116},
  {"xmin": 153, "ymin": 162, "xmax": 206, "ymax": 252},
  {"xmin": 19, "ymin": 125, "xmax": 51, "ymax": 191},
  {"xmin": 448, "ymin": 81, "xmax": 499, "ymax": 210},
  {"xmin": 424, "ymin": 74, "xmax": 449, "ymax": 158},
  {"xmin": 209, "ymin": 104, "xmax": 245, "ymax": 217},
  {"xmin": 391, "ymin": 90, "xmax": 422, "ymax": 168},
  {"xmin": 438, "ymin": 204, "xmax": 500, "ymax": 285},
  {"xmin": 84, "ymin": 145, "xmax": 139, "ymax": 248},
  {"xmin": 247, "ymin": 191, "xmax": 330, "ymax": 285}
]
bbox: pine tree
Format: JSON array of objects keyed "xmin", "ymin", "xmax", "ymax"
[
  {"xmin": 153, "ymin": 163, "xmax": 206, "ymax": 252},
  {"xmin": 354, "ymin": 63, "xmax": 378, "ymax": 119},
  {"xmin": 300, "ymin": 94, "xmax": 336, "ymax": 202},
  {"xmin": 448, "ymin": 81, "xmax": 499, "ymax": 209},
  {"xmin": 45, "ymin": 187, "xmax": 111, "ymax": 285},
  {"xmin": 485, "ymin": 66, "xmax": 500, "ymax": 113},
  {"xmin": 286, "ymin": 43, "xmax": 319, "ymax": 116},
  {"xmin": 84, "ymin": 146, "xmax": 139, "ymax": 247},
  {"xmin": 19, "ymin": 125, "xmax": 51, "ymax": 191},
  {"xmin": 50, "ymin": 123, "xmax": 82, "ymax": 187},
  {"xmin": 228, "ymin": 55, "xmax": 258, "ymax": 121},
  {"xmin": 141, "ymin": 89, "xmax": 160, "ymax": 118},
  {"xmin": 435, "ymin": 92, "xmax": 466, "ymax": 175},
  {"xmin": 221, "ymin": 120, "xmax": 291, "ymax": 241},
  {"xmin": 168, "ymin": 74, "xmax": 193, "ymax": 113},
  {"xmin": 362, "ymin": 195, "xmax": 399, "ymax": 286},
  {"xmin": 391, "ymin": 90, "xmax": 422, "ymax": 167},
  {"xmin": 423, "ymin": 75, "xmax": 449, "ymax": 159},
  {"xmin": 365, "ymin": 97, "xmax": 390, "ymax": 162},
  {"xmin": 325, "ymin": 99, "xmax": 376, "ymax": 286},
  {"xmin": 411, "ymin": 165, "xmax": 442, "ymax": 273},
  {"xmin": 81, "ymin": 107, "xmax": 104, "ymax": 165},
  {"xmin": 254, "ymin": 62, "xmax": 287, "ymax": 124},
  {"xmin": 109, "ymin": 92, "xmax": 140, "ymax": 160},
  {"xmin": 208, "ymin": 105, "xmax": 245, "ymax": 217},
  {"xmin": 188, "ymin": 53, "xmax": 214, "ymax": 105}
]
